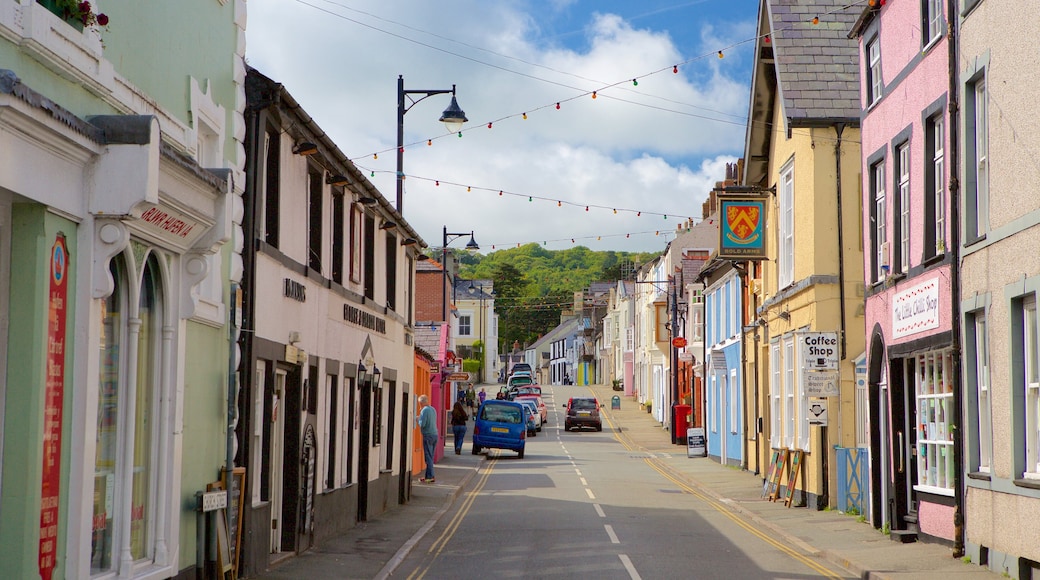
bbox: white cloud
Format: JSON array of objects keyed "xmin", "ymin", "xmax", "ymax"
[{"xmin": 246, "ymin": 0, "xmax": 753, "ymax": 253}]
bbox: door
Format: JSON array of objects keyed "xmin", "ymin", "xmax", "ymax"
[
  {"xmin": 357, "ymin": 382, "xmax": 371, "ymax": 522},
  {"xmin": 270, "ymin": 369, "xmax": 286, "ymax": 552},
  {"xmin": 398, "ymin": 391, "xmax": 410, "ymax": 504},
  {"xmin": 887, "ymin": 358, "xmax": 914, "ymax": 530}
]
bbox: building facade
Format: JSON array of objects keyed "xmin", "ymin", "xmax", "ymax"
[
  {"xmin": 239, "ymin": 68, "xmax": 425, "ymax": 575},
  {"xmin": 957, "ymin": 0, "xmax": 1040, "ymax": 575},
  {"xmin": 852, "ymin": 0, "xmax": 959, "ymax": 542},
  {"xmin": 0, "ymin": 1, "xmax": 244, "ymax": 578}
]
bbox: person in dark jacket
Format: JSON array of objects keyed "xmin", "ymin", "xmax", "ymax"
[{"xmin": 450, "ymin": 400, "xmax": 469, "ymax": 455}]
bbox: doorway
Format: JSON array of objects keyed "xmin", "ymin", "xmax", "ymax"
[
  {"xmin": 357, "ymin": 381, "xmax": 371, "ymax": 522},
  {"xmin": 269, "ymin": 369, "xmax": 286, "ymax": 553},
  {"xmin": 398, "ymin": 390, "xmax": 410, "ymax": 504}
]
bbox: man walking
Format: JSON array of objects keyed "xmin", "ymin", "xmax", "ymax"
[{"xmin": 417, "ymin": 395, "xmax": 437, "ymax": 483}]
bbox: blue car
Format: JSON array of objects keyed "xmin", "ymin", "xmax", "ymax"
[{"xmin": 472, "ymin": 400, "xmax": 527, "ymax": 458}]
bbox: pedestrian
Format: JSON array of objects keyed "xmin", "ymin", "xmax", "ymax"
[
  {"xmin": 450, "ymin": 399, "xmax": 468, "ymax": 455},
  {"xmin": 478, "ymin": 387, "xmax": 487, "ymax": 407},
  {"xmin": 466, "ymin": 385, "xmax": 476, "ymax": 412},
  {"xmin": 417, "ymin": 395, "xmax": 437, "ymax": 483}
]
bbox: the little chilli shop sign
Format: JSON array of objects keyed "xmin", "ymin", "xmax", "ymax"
[
  {"xmin": 892, "ymin": 278, "xmax": 940, "ymax": 339},
  {"xmin": 718, "ymin": 196, "xmax": 768, "ymax": 260}
]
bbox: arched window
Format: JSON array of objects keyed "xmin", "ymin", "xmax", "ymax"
[{"xmin": 91, "ymin": 252, "xmax": 166, "ymax": 575}]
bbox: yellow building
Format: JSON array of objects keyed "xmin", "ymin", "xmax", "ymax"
[{"xmin": 741, "ymin": 0, "xmax": 866, "ymax": 509}]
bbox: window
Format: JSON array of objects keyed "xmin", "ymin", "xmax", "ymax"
[
  {"xmin": 263, "ymin": 127, "xmax": 280, "ymax": 247},
  {"xmin": 690, "ymin": 302, "xmax": 703, "ymax": 342},
  {"xmin": 308, "ymin": 169, "xmax": 323, "ymax": 272},
  {"xmin": 730, "ymin": 369, "xmax": 739, "ymax": 434},
  {"xmin": 655, "ymin": 302, "xmax": 669, "ymax": 343},
  {"xmin": 92, "ymin": 253, "xmax": 166, "ymax": 574},
  {"xmin": 342, "ymin": 379, "xmax": 356, "ymax": 484},
  {"xmin": 626, "ymin": 327, "xmax": 634, "ymax": 352},
  {"xmin": 779, "ymin": 161, "xmax": 794, "ymax": 288},
  {"xmin": 968, "ymin": 312, "xmax": 992, "ymax": 472},
  {"xmin": 363, "ymin": 213, "xmax": 375, "ymax": 299},
  {"xmin": 925, "ymin": 115, "xmax": 946, "ymax": 256},
  {"xmin": 385, "ymin": 232, "xmax": 397, "ymax": 311},
  {"xmin": 912, "ymin": 349, "xmax": 955, "ymax": 493},
  {"xmin": 867, "ymin": 38, "xmax": 882, "ymax": 105},
  {"xmin": 871, "ymin": 161, "xmax": 887, "ymax": 282},
  {"xmin": 332, "ymin": 191, "xmax": 344, "ymax": 284},
  {"xmin": 459, "ymin": 314, "xmax": 472, "ymax": 337},
  {"xmin": 350, "ymin": 204, "xmax": 362, "ymax": 283},
  {"xmin": 710, "ymin": 375, "xmax": 718, "ymax": 433},
  {"xmin": 771, "ymin": 342, "xmax": 781, "ymax": 448},
  {"xmin": 896, "ymin": 143, "xmax": 911, "ymax": 273},
  {"xmin": 1025, "ymin": 297, "xmax": 1040, "ymax": 479},
  {"xmin": 968, "ymin": 78, "xmax": 989, "ymax": 240},
  {"xmin": 784, "ymin": 338, "xmax": 795, "ymax": 448},
  {"xmin": 923, "ymin": 0, "xmax": 943, "ymax": 45}
]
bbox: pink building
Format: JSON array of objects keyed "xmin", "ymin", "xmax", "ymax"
[{"xmin": 852, "ymin": 0, "xmax": 960, "ymax": 546}]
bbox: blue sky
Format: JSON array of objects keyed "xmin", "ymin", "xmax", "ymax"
[{"xmin": 247, "ymin": 0, "xmax": 761, "ymax": 252}]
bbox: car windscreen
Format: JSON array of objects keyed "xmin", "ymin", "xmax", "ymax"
[
  {"xmin": 519, "ymin": 401, "xmax": 537, "ymax": 412},
  {"xmin": 509, "ymin": 377, "xmax": 533, "ymax": 386},
  {"xmin": 571, "ymin": 399, "xmax": 597, "ymax": 410},
  {"xmin": 481, "ymin": 405, "xmax": 522, "ymax": 424}
]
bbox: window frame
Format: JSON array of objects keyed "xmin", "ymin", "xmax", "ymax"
[
  {"xmin": 911, "ymin": 349, "xmax": 955, "ymax": 495},
  {"xmin": 867, "ymin": 37, "xmax": 882, "ymax": 106},
  {"xmin": 784, "ymin": 337, "xmax": 795, "ymax": 449},
  {"xmin": 970, "ymin": 312, "xmax": 992, "ymax": 473},
  {"xmin": 925, "ymin": 115, "xmax": 946, "ymax": 257},
  {"xmin": 770, "ymin": 341, "xmax": 781, "ymax": 448},
  {"xmin": 896, "ymin": 143, "xmax": 911, "ymax": 273},
  {"xmin": 779, "ymin": 161, "xmax": 795, "ymax": 288},
  {"xmin": 1024, "ymin": 297, "xmax": 1040, "ymax": 479},
  {"xmin": 967, "ymin": 76, "xmax": 989, "ymax": 240},
  {"xmin": 871, "ymin": 160, "xmax": 887, "ymax": 283}
]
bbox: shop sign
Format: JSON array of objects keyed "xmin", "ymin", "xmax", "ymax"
[
  {"xmin": 892, "ymin": 278, "xmax": 940, "ymax": 338},
  {"xmin": 39, "ymin": 234, "xmax": 69, "ymax": 580},
  {"xmin": 808, "ymin": 398, "xmax": 829, "ymax": 426},
  {"xmin": 687, "ymin": 427, "xmax": 706, "ymax": 457},
  {"xmin": 804, "ymin": 371, "xmax": 839, "ymax": 396},
  {"xmin": 799, "ymin": 332, "xmax": 838, "ymax": 371},
  {"xmin": 717, "ymin": 196, "xmax": 768, "ymax": 260},
  {"xmin": 135, "ymin": 202, "xmax": 206, "ymax": 247}
]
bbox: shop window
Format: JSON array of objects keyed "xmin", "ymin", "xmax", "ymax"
[
  {"xmin": 92, "ymin": 253, "xmax": 166, "ymax": 573},
  {"xmin": 911, "ymin": 349, "xmax": 955, "ymax": 494}
]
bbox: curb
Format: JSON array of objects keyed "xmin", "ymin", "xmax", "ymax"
[{"xmin": 374, "ymin": 462, "xmax": 482, "ymax": 580}]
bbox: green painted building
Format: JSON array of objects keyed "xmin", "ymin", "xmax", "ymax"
[{"xmin": 0, "ymin": 1, "xmax": 245, "ymax": 578}]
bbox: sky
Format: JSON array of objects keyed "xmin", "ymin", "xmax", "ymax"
[{"xmin": 246, "ymin": 0, "xmax": 761, "ymax": 253}]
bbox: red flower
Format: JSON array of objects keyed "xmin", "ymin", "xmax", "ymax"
[
  {"xmin": 96, "ymin": 13, "xmax": 108, "ymax": 26},
  {"xmin": 78, "ymin": 1, "xmax": 91, "ymax": 12}
]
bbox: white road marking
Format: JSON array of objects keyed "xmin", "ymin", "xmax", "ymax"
[
  {"xmin": 593, "ymin": 504, "xmax": 605, "ymax": 518},
  {"xmin": 604, "ymin": 524, "xmax": 620, "ymax": 544},
  {"xmin": 579, "ymin": 477, "xmax": 588, "ymax": 486},
  {"xmin": 585, "ymin": 488, "xmax": 595, "ymax": 499},
  {"xmin": 619, "ymin": 555, "xmax": 641, "ymax": 579}
]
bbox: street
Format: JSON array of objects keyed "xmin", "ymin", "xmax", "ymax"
[{"xmin": 398, "ymin": 385, "xmax": 852, "ymax": 579}]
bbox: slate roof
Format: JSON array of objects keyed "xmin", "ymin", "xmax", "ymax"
[
  {"xmin": 767, "ymin": 0, "xmax": 861, "ymax": 121},
  {"xmin": 413, "ymin": 324, "xmax": 444, "ymax": 359}
]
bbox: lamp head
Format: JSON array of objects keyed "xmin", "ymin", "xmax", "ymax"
[
  {"xmin": 439, "ymin": 92, "xmax": 468, "ymax": 133},
  {"xmin": 401, "ymin": 237, "xmax": 418, "ymax": 246},
  {"xmin": 465, "ymin": 232, "xmax": 480, "ymax": 252},
  {"xmin": 357, "ymin": 362, "xmax": 369, "ymax": 384},
  {"xmin": 293, "ymin": 141, "xmax": 318, "ymax": 156}
]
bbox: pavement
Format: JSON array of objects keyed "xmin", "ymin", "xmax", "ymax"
[{"xmin": 253, "ymin": 383, "xmax": 998, "ymax": 580}]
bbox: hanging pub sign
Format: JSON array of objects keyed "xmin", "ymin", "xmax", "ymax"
[{"xmin": 717, "ymin": 196, "xmax": 769, "ymax": 260}]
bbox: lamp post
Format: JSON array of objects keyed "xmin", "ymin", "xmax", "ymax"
[
  {"xmin": 442, "ymin": 227, "xmax": 479, "ymax": 322},
  {"xmin": 397, "ymin": 75, "xmax": 468, "ymax": 214}
]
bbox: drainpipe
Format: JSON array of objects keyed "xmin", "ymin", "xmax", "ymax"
[
  {"xmin": 737, "ymin": 264, "xmax": 750, "ymax": 472},
  {"xmin": 946, "ymin": 0, "xmax": 965, "ymax": 557}
]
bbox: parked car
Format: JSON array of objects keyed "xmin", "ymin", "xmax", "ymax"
[
  {"xmin": 472, "ymin": 400, "xmax": 527, "ymax": 458},
  {"xmin": 511, "ymin": 362, "xmax": 533, "ymax": 375},
  {"xmin": 515, "ymin": 394, "xmax": 547, "ymax": 424},
  {"xmin": 507, "ymin": 375, "xmax": 534, "ymax": 389},
  {"xmin": 518, "ymin": 399, "xmax": 542, "ymax": 432},
  {"xmin": 523, "ymin": 405, "xmax": 538, "ymax": 436},
  {"xmin": 511, "ymin": 385, "xmax": 542, "ymax": 398},
  {"xmin": 564, "ymin": 397, "xmax": 602, "ymax": 431}
]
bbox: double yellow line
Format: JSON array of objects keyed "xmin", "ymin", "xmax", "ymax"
[
  {"xmin": 607, "ymin": 410, "xmax": 842, "ymax": 579},
  {"xmin": 407, "ymin": 457, "xmax": 498, "ymax": 579}
]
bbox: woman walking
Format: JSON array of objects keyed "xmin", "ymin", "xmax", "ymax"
[{"xmin": 450, "ymin": 399, "xmax": 469, "ymax": 455}]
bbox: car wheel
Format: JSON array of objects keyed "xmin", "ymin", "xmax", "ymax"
[
  {"xmin": 595, "ymin": 424, "xmax": 602, "ymax": 432},
  {"xmin": 517, "ymin": 448, "xmax": 525, "ymax": 459},
  {"xmin": 537, "ymin": 426, "xmax": 542, "ymax": 432},
  {"xmin": 472, "ymin": 444, "xmax": 481, "ymax": 455}
]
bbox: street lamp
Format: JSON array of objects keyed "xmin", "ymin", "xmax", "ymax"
[
  {"xmin": 397, "ymin": 75, "xmax": 468, "ymax": 214},
  {"xmin": 442, "ymin": 227, "xmax": 479, "ymax": 322}
]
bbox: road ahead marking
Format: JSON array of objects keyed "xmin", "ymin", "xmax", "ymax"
[
  {"xmin": 604, "ymin": 524, "xmax": 620, "ymax": 544},
  {"xmin": 618, "ymin": 554, "xmax": 641, "ymax": 580}
]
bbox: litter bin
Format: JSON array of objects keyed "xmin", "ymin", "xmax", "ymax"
[{"xmin": 672, "ymin": 404, "xmax": 691, "ymax": 445}]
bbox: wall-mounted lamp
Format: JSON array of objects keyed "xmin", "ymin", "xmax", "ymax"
[
  {"xmin": 357, "ymin": 196, "xmax": 379, "ymax": 206},
  {"xmin": 326, "ymin": 173, "xmax": 350, "ymax": 186},
  {"xmin": 416, "ymin": 254, "xmax": 430, "ymax": 261},
  {"xmin": 778, "ymin": 311, "xmax": 791, "ymax": 321},
  {"xmin": 401, "ymin": 237, "xmax": 418, "ymax": 246},
  {"xmin": 357, "ymin": 362, "xmax": 369, "ymax": 385},
  {"xmin": 380, "ymin": 220, "xmax": 397, "ymax": 230},
  {"xmin": 371, "ymin": 365, "xmax": 382, "ymax": 390},
  {"xmin": 293, "ymin": 141, "xmax": 318, "ymax": 156}
]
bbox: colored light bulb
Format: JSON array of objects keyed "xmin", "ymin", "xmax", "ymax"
[
  {"xmin": 399, "ymin": 146, "xmax": 404, "ymax": 153},
  {"xmin": 632, "ymin": 79, "xmax": 638, "ymax": 86},
  {"xmin": 435, "ymin": 181, "xmax": 439, "ymax": 186},
  {"xmin": 487, "ymin": 122, "xmax": 492, "ymax": 129},
  {"xmin": 718, "ymin": 51, "xmax": 724, "ymax": 59},
  {"xmin": 812, "ymin": 16, "xmax": 819, "ymax": 24},
  {"xmin": 556, "ymin": 103, "xmax": 560, "ymax": 110},
  {"xmin": 427, "ymin": 139, "xmax": 432, "ymax": 146},
  {"xmin": 673, "ymin": 65, "xmax": 678, "ymax": 73},
  {"xmin": 373, "ymin": 153, "xmax": 378, "ymax": 160},
  {"xmin": 523, "ymin": 112, "xmax": 527, "ymax": 120},
  {"xmin": 457, "ymin": 132, "xmax": 462, "ymax": 138},
  {"xmin": 557, "ymin": 201, "xmax": 561, "ymax": 207},
  {"xmin": 467, "ymin": 186, "xmax": 471, "ymax": 192},
  {"xmin": 637, "ymin": 212, "xmax": 641, "ymax": 217},
  {"xmin": 592, "ymin": 91, "xmax": 597, "ymax": 99},
  {"xmin": 585, "ymin": 206, "xmax": 589, "ymax": 212}
]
